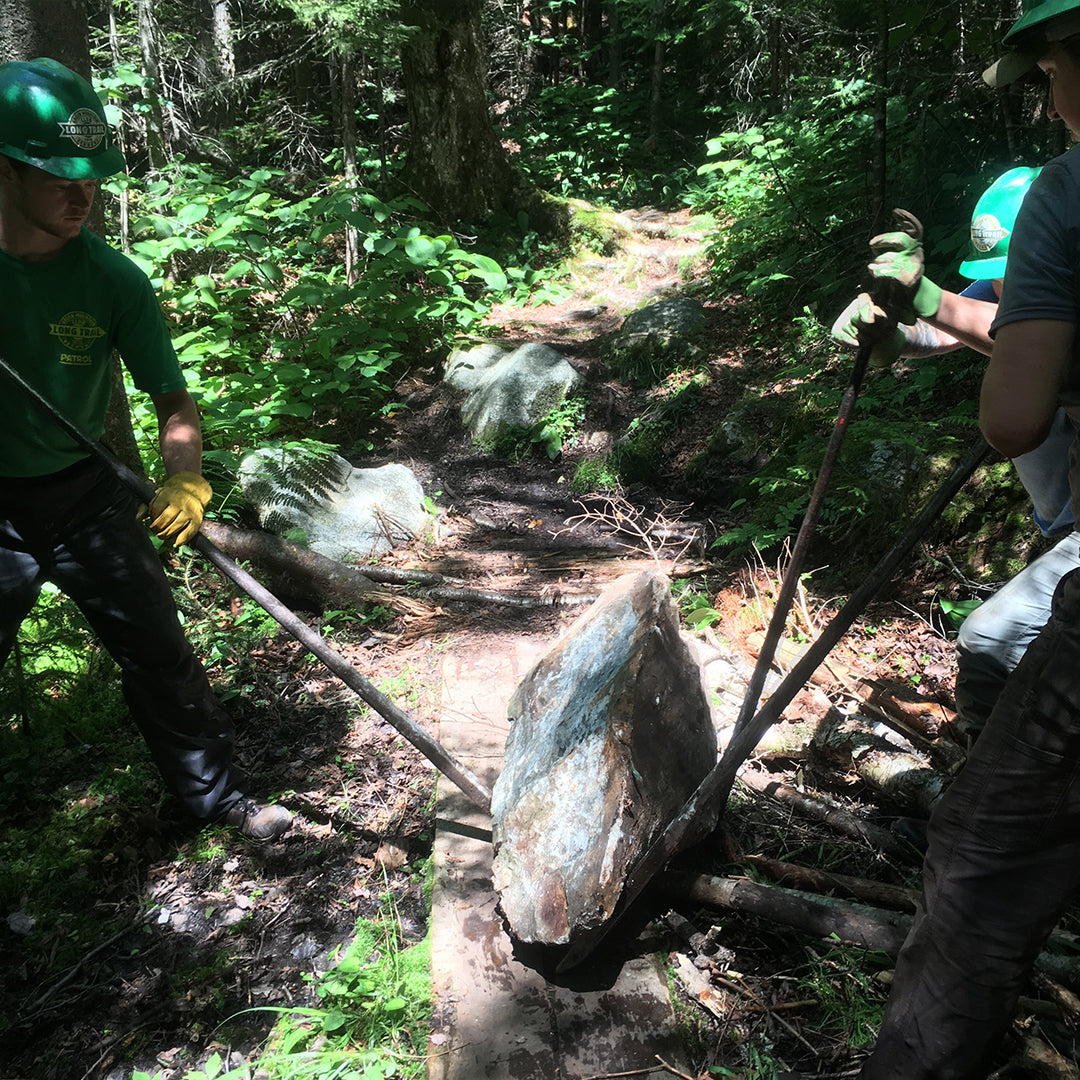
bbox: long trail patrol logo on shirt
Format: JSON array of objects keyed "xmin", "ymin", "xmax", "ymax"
[{"xmin": 50, "ymin": 310, "xmax": 106, "ymax": 365}]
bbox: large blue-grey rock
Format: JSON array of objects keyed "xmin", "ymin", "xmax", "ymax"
[
  {"xmin": 491, "ymin": 569, "xmax": 717, "ymax": 945},
  {"xmin": 239, "ymin": 447, "xmax": 429, "ymax": 561},
  {"xmin": 447, "ymin": 342, "xmax": 583, "ymax": 443}
]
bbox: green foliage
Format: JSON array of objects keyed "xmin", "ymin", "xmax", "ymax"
[
  {"xmin": 571, "ymin": 455, "xmax": 622, "ymax": 494},
  {"xmin": 708, "ymin": 309, "xmax": 992, "ymax": 562},
  {"xmin": 938, "ymin": 596, "xmax": 982, "ymax": 633},
  {"xmin": 487, "ymin": 396, "xmax": 586, "ymax": 462},
  {"xmin": 673, "ymin": 581, "xmax": 722, "ymax": 629},
  {"xmin": 191, "ymin": 897, "xmax": 431, "ymax": 1080},
  {"xmin": 237, "ymin": 441, "xmax": 350, "ymax": 532},
  {"xmin": 797, "ymin": 944, "xmax": 889, "ymax": 1048},
  {"xmin": 690, "ymin": 80, "xmax": 888, "ymax": 311},
  {"xmin": 504, "ymin": 83, "xmax": 698, "ymax": 209},
  {"xmin": 106, "ymin": 163, "xmax": 519, "ymax": 477}
]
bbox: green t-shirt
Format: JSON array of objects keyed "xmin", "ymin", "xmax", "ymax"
[{"xmin": 0, "ymin": 228, "xmax": 186, "ymax": 478}]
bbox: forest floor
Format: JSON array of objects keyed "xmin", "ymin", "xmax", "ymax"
[{"xmin": 0, "ymin": 205, "xmax": 1056, "ymax": 1080}]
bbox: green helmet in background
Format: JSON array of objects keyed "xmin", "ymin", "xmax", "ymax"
[
  {"xmin": 0, "ymin": 58, "xmax": 125, "ymax": 180},
  {"xmin": 1004, "ymin": 0, "xmax": 1080, "ymax": 49},
  {"xmin": 957, "ymin": 166, "xmax": 1042, "ymax": 280},
  {"xmin": 984, "ymin": 0, "xmax": 1080, "ymax": 86}
]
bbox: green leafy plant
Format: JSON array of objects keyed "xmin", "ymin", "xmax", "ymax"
[
  {"xmin": 938, "ymin": 597, "xmax": 982, "ymax": 633},
  {"xmin": 108, "ymin": 164, "xmax": 523, "ymax": 478},
  {"xmin": 186, "ymin": 895, "xmax": 431, "ymax": 1080},
  {"xmin": 798, "ymin": 944, "xmax": 889, "ymax": 1048},
  {"xmin": 487, "ymin": 396, "xmax": 586, "ymax": 462}
]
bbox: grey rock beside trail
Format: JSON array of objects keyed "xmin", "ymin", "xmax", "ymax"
[
  {"xmin": 444, "ymin": 342, "xmax": 510, "ymax": 392},
  {"xmin": 239, "ymin": 447, "xmax": 429, "ymax": 561},
  {"xmin": 490, "ymin": 569, "xmax": 717, "ymax": 946},
  {"xmin": 605, "ymin": 296, "xmax": 706, "ymax": 385},
  {"xmin": 445, "ymin": 342, "xmax": 583, "ymax": 443}
]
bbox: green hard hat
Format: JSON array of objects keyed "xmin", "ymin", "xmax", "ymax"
[
  {"xmin": 958, "ymin": 167, "xmax": 1042, "ymax": 280},
  {"xmin": 1004, "ymin": 0, "xmax": 1080, "ymax": 49},
  {"xmin": 0, "ymin": 58, "xmax": 124, "ymax": 179}
]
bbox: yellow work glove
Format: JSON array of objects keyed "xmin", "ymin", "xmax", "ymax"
[
  {"xmin": 830, "ymin": 292, "xmax": 906, "ymax": 367},
  {"xmin": 147, "ymin": 471, "xmax": 212, "ymax": 546}
]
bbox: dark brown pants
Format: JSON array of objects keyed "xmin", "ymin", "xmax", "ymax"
[{"xmin": 862, "ymin": 565, "xmax": 1080, "ymax": 1079}]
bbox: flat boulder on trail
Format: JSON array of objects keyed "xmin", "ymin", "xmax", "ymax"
[{"xmin": 490, "ymin": 569, "xmax": 717, "ymax": 945}]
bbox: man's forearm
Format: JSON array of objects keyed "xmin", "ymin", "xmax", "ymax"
[
  {"xmin": 981, "ymin": 320, "xmax": 1072, "ymax": 457},
  {"xmin": 153, "ymin": 390, "xmax": 203, "ymax": 476},
  {"xmin": 898, "ymin": 319, "xmax": 964, "ymax": 358},
  {"xmin": 926, "ymin": 292, "xmax": 997, "ymax": 356}
]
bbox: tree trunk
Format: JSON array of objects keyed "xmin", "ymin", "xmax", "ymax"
[
  {"xmin": 340, "ymin": 54, "xmax": 361, "ymax": 284},
  {"xmin": 767, "ymin": 13, "xmax": 781, "ymax": 117},
  {"xmin": 868, "ymin": 2, "xmax": 889, "ymax": 234},
  {"xmin": 400, "ymin": 0, "xmax": 514, "ymax": 222},
  {"xmin": 400, "ymin": 0, "xmax": 567, "ymax": 235},
  {"xmin": 605, "ymin": 0, "xmax": 622, "ymax": 88},
  {"xmin": 136, "ymin": 0, "xmax": 168, "ymax": 171},
  {"xmin": 0, "ymin": 0, "xmax": 143, "ymax": 476},
  {"xmin": 578, "ymin": 0, "xmax": 602, "ymax": 81},
  {"xmin": 646, "ymin": 0, "xmax": 666, "ymax": 150},
  {"xmin": 209, "ymin": 0, "xmax": 235, "ymax": 80}
]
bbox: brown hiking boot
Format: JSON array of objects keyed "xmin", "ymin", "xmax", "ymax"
[{"xmin": 224, "ymin": 797, "xmax": 293, "ymax": 841}]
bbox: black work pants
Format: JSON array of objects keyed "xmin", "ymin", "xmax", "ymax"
[
  {"xmin": 861, "ymin": 565, "xmax": 1080, "ymax": 1079},
  {"xmin": 0, "ymin": 458, "xmax": 242, "ymax": 820}
]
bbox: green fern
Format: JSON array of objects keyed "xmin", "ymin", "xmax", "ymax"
[{"xmin": 241, "ymin": 440, "xmax": 349, "ymax": 523}]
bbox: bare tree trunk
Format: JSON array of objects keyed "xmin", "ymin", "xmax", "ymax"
[
  {"xmin": 136, "ymin": 0, "xmax": 168, "ymax": 171},
  {"xmin": 578, "ymin": 0, "xmax": 602, "ymax": 81},
  {"xmin": 340, "ymin": 54, "xmax": 360, "ymax": 284},
  {"xmin": 107, "ymin": 0, "xmax": 130, "ymax": 253},
  {"xmin": 605, "ymin": 0, "xmax": 622, "ymax": 88},
  {"xmin": 209, "ymin": 0, "xmax": 235, "ymax": 80},
  {"xmin": 868, "ymin": 1, "xmax": 889, "ymax": 234},
  {"xmin": 767, "ymin": 13, "xmax": 781, "ymax": 117},
  {"xmin": 646, "ymin": 0, "xmax": 666, "ymax": 150},
  {"xmin": 400, "ymin": 0, "xmax": 567, "ymax": 234}
]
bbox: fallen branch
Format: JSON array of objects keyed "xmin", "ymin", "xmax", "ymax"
[
  {"xmin": 812, "ymin": 712, "xmax": 946, "ymax": 819},
  {"xmin": 201, "ymin": 520, "xmax": 597, "ymax": 611},
  {"xmin": 664, "ymin": 872, "xmax": 1080, "ymax": 993},
  {"xmin": 746, "ymin": 631, "xmax": 965, "ymax": 774},
  {"xmin": 737, "ymin": 769, "xmax": 917, "ymax": 864},
  {"xmin": 1004, "ymin": 1036, "xmax": 1080, "ymax": 1080},
  {"xmin": 740, "ymin": 853, "xmax": 919, "ymax": 913},
  {"xmin": 1033, "ymin": 971, "xmax": 1080, "ymax": 1026},
  {"xmin": 662, "ymin": 872, "xmax": 912, "ymax": 955}
]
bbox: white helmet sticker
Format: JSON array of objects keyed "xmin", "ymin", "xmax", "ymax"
[
  {"xmin": 59, "ymin": 108, "xmax": 106, "ymax": 150},
  {"xmin": 970, "ymin": 213, "xmax": 1009, "ymax": 253}
]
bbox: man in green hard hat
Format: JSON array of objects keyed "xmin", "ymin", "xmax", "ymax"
[
  {"xmin": 0, "ymin": 58, "xmax": 291, "ymax": 841},
  {"xmin": 834, "ymin": 168, "xmax": 1080, "ymax": 751},
  {"xmin": 859, "ymin": 2, "xmax": 1080, "ymax": 1076}
]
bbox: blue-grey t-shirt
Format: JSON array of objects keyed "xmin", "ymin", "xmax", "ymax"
[{"xmin": 991, "ymin": 145, "xmax": 1080, "ymax": 523}]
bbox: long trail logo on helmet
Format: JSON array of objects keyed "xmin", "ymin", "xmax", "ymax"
[
  {"xmin": 58, "ymin": 109, "xmax": 107, "ymax": 151},
  {"xmin": 970, "ymin": 213, "xmax": 1009, "ymax": 253}
]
